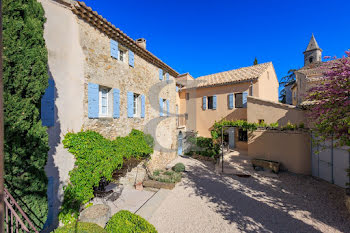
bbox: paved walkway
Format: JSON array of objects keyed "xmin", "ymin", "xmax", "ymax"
[{"xmin": 148, "ymin": 155, "xmax": 350, "ymax": 233}]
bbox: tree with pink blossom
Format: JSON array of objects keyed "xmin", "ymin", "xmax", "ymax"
[{"xmin": 306, "ymin": 50, "xmax": 350, "ymax": 148}]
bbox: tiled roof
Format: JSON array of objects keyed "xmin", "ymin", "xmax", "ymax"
[
  {"xmin": 71, "ymin": 1, "xmax": 179, "ymax": 77},
  {"xmin": 187, "ymin": 62, "xmax": 272, "ymax": 89}
]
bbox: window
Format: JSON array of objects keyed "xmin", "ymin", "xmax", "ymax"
[
  {"xmin": 133, "ymin": 93, "xmax": 141, "ymax": 117},
  {"xmin": 235, "ymin": 93, "xmax": 243, "ymax": 108},
  {"xmin": 119, "ymin": 50, "xmax": 124, "ymax": 61},
  {"xmin": 207, "ymin": 96, "xmax": 214, "ymax": 109},
  {"xmin": 186, "ymin": 93, "xmax": 189, "ymax": 100},
  {"xmin": 238, "ymin": 129, "xmax": 247, "ymax": 142},
  {"xmin": 118, "ymin": 46, "xmax": 127, "ymax": 62},
  {"xmin": 99, "ymin": 87, "xmax": 111, "ymax": 117},
  {"xmin": 249, "ymin": 85, "xmax": 253, "ymax": 96},
  {"xmin": 309, "ymin": 57, "xmax": 313, "ymax": 64}
]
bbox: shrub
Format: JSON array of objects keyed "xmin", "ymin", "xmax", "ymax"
[
  {"xmin": 269, "ymin": 122, "xmax": 279, "ymax": 129},
  {"xmin": 54, "ymin": 222, "xmax": 107, "ymax": 233},
  {"xmin": 60, "ymin": 130, "xmax": 153, "ymax": 225},
  {"xmin": 172, "ymin": 163, "xmax": 185, "ymax": 172},
  {"xmin": 105, "ymin": 210, "xmax": 157, "ymax": 233},
  {"xmin": 150, "ymin": 170, "xmax": 182, "ymax": 183},
  {"xmin": 3, "ymin": 0, "xmax": 50, "ymax": 228},
  {"xmin": 194, "ymin": 137, "xmax": 220, "ymax": 158},
  {"xmin": 298, "ymin": 122, "xmax": 305, "ymax": 129}
]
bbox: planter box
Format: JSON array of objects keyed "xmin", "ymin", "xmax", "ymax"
[
  {"xmin": 143, "ymin": 180, "xmax": 175, "ymax": 190},
  {"xmin": 252, "ymin": 159, "xmax": 280, "ymax": 173}
]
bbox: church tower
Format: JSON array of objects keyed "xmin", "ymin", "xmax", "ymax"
[{"xmin": 303, "ymin": 34, "xmax": 322, "ymax": 66}]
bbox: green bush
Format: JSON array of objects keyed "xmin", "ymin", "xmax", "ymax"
[
  {"xmin": 54, "ymin": 222, "xmax": 107, "ymax": 233},
  {"xmin": 3, "ymin": 0, "xmax": 50, "ymax": 229},
  {"xmin": 195, "ymin": 137, "xmax": 220, "ymax": 158},
  {"xmin": 105, "ymin": 210, "xmax": 157, "ymax": 233},
  {"xmin": 60, "ymin": 130, "xmax": 153, "ymax": 225},
  {"xmin": 172, "ymin": 163, "xmax": 185, "ymax": 172}
]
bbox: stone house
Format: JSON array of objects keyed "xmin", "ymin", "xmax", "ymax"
[
  {"xmin": 175, "ymin": 62, "xmax": 279, "ymax": 151},
  {"xmin": 39, "ymin": 0, "xmax": 179, "ymax": 228}
]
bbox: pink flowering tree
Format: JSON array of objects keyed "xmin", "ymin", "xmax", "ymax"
[{"xmin": 306, "ymin": 50, "xmax": 350, "ymax": 148}]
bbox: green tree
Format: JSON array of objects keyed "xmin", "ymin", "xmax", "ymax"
[
  {"xmin": 279, "ymin": 69, "xmax": 297, "ymax": 103},
  {"xmin": 3, "ymin": 0, "xmax": 49, "ymax": 229},
  {"xmin": 253, "ymin": 57, "xmax": 258, "ymax": 65}
]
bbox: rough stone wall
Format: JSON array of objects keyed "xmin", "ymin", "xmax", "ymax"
[{"xmin": 77, "ymin": 19, "xmax": 177, "ymax": 171}]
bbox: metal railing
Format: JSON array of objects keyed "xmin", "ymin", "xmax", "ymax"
[{"xmin": 4, "ymin": 188, "xmax": 38, "ymax": 233}]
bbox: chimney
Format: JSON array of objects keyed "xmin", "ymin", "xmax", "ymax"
[{"xmin": 136, "ymin": 38, "xmax": 146, "ymax": 50}]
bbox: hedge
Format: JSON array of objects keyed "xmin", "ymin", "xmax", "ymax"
[
  {"xmin": 59, "ymin": 130, "xmax": 154, "ymax": 224},
  {"xmin": 54, "ymin": 222, "xmax": 107, "ymax": 233},
  {"xmin": 105, "ymin": 210, "xmax": 157, "ymax": 233}
]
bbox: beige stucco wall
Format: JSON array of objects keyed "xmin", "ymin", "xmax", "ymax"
[
  {"xmin": 248, "ymin": 130, "xmax": 311, "ymax": 175},
  {"xmin": 186, "ymin": 82, "xmax": 252, "ymax": 137},
  {"xmin": 247, "ymin": 96, "xmax": 307, "ymax": 126},
  {"xmin": 77, "ymin": 15, "xmax": 177, "ymax": 171},
  {"xmin": 40, "ymin": 0, "xmax": 85, "ymax": 230},
  {"xmin": 256, "ymin": 65, "xmax": 279, "ymax": 102}
]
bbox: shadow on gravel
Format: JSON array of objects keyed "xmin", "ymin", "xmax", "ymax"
[{"xmin": 182, "ymin": 160, "xmax": 350, "ymax": 233}]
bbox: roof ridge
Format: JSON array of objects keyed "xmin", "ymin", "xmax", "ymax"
[{"xmin": 196, "ymin": 62, "xmax": 272, "ymax": 79}]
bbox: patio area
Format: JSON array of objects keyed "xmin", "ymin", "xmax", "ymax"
[{"xmin": 147, "ymin": 154, "xmax": 350, "ymax": 233}]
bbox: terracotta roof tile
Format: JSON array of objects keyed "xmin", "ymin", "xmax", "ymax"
[{"xmin": 187, "ymin": 62, "xmax": 272, "ymax": 89}]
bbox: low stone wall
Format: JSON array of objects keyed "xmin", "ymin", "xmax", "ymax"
[{"xmin": 248, "ymin": 129, "xmax": 311, "ymax": 175}]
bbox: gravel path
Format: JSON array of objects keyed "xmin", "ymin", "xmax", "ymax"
[{"xmin": 149, "ymin": 156, "xmax": 350, "ymax": 233}]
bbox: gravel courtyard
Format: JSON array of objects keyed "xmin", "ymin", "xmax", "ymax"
[{"xmin": 148, "ymin": 156, "xmax": 350, "ymax": 233}]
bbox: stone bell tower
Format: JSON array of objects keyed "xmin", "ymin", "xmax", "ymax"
[{"xmin": 303, "ymin": 34, "xmax": 322, "ymax": 66}]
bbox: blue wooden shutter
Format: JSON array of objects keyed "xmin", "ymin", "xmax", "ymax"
[
  {"xmin": 228, "ymin": 93, "xmax": 234, "ymax": 109},
  {"xmin": 166, "ymin": 73, "xmax": 170, "ymax": 83},
  {"xmin": 141, "ymin": 95, "xmax": 145, "ymax": 118},
  {"xmin": 127, "ymin": 91, "xmax": 134, "ymax": 118},
  {"xmin": 110, "ymin": 39, "xmax": 118, "ymax": 59},
  {"xmin": 41, "ymin": 78, "xmax": 55, "ymax": 126},
  {"xmin": 243, "ymin": 91, "xmax": 248, "ymax": 108},
  {"xmin": 129, "ymin": 50, "xmax": 134, "ymax": 67},
  {"xmin": 213, "ymin": 95, "xmax": 217, "ymax": 110},
  {"xmin": 176, "ymin": 86, "xmax": 179, "ymax": 92},
  {"xmin": 88, "ymin": 82, "xmax": 99, "ymax": 118},
  {"xmin": 203, "ymin": 96, "xmax": 207, "ymax": 110},
  {"xmin": 166, "ymin": 99, "xmax": 170, "ymax": 117},
  {"xmin": 159, "ymin": 69, "xmax": 163, "ymax": 80},
  {"xmin": 113, "ymin": 88, "xmax": 120, "ymax": 118},
  {"xmin": 159, "ymin": 98, "xmax": 164, "ymax": 116}
]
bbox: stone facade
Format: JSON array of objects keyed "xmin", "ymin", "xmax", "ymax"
[{"xmin": 77, "ymin": 17, "xmax": 178, "ymax": 171}]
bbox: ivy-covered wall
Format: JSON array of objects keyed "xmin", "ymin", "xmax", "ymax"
[{"xmin": 3, "ymin": 0, "xmax": 49, "ymax": 229}]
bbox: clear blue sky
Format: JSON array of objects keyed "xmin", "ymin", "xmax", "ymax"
[{"xmin": 82, "ymin": 0, "xmax": 349, "ymax": 83}]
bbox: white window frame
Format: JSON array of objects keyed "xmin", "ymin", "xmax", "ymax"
[
  {"xmin": 99, "ymin": 87, "xmax": 109, "ymax": 117},
  {"xmin": 118, "ymin": 45, "xmax": 127, "ymax": 63},
  {"xmin": 133, "ymin": 93, "xmax": 141, "ymax": 118},
  {"xmin": 163, "ymin": 99, "xmax": 167, "ymax": 116}
]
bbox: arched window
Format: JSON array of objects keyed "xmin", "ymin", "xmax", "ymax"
[{"xmin": 309, "ymin": 57, "xmax": 313, "ymax": 64}]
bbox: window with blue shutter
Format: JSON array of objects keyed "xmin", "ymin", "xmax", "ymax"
[
  {"xmin": 88, "ymin": 82, "xmax": 99, "ymax": 118},
  {"xmin": 159, "ymin": 98, "xmax": 164, "ymax": 116},
  {"xmin": 141, "ymin": 95, "xmax": 145, "ymax": 118},
  {"xmin": 176, "ymin": 86, "xmax": 179, "ymax": 92},
  {"xmin": 213, "ymin": 95, "xmax": 217, "ymax": 110},
  {"xmin": 243, "ymin": 91, "xmax": 248, "ymax": 108},
  {"xmin": 159, "ymin": 69, "xmax": 163, "ymax": 80},
  {"xmin": 113, "ymin": 88, "xmax": 120, "ymax": 118},
  {"xmin": 129, "ymin": 50, "xmax": 134, "ymax": 67},
  {"xmin": 110, "ymin": 39, "xmax": 118, "ymax": 59},
  {"xmin": 41, "ymin": 78, "xmax": 55, "ymax": 126},
  {"xmin": 166, "ymin": 73, "xmax": 170, "ymax": 83},
  {"xmin": 228, "ymin": 93, "xmax": 234, "ymax": 109},
  {"xmin": 166, "ymin": 99, "xmax": 170, "ymax": 117},
  {"xmin": 203, "ymin": 96, "xmax": 207, "ymax": 110},
  {"xmin": 127, "ymin": 91, "xmax": 134, "ymax": 118}
]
